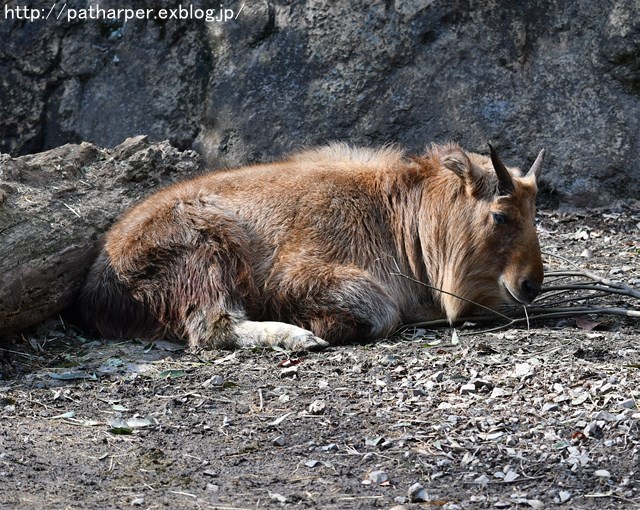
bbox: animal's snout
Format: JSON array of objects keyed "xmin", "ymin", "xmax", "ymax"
[
  {"xmin": 500, "ymin": 274, "xmax": 542, "ymax": 305},
  {"xmin": 520, "ymin": 279, "xmax": 541, "ymax": 303}
]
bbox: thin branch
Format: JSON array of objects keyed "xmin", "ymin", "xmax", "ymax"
[
  {"xmin": 544, "ymin": 253, "xmax": 640, "ymax": 298},
  {"xmin": 391, "ymin": 253, "xmax": 639, "ymax": 334},
  {"xmin": 536, "ymin": 292, "xmax": 614, "ymax": 307},
  {"xmin": 400, "ymin": 306, "xmax": 639, "ymax": 332},
  {"xmin": 541, "ymin": 284, "xmax": 636, "ymax": 297},
  {"xmin": 389, "ymin": 260, "xmax": 513, "ymax": 322}
]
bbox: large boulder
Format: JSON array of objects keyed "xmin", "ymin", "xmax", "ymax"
[
  {"xmin": 1, "ymin": 0, "xmax": 638, "ymax": 205},
  {"xmin": 0, "ymin": 136, "xmax": 201, "ymax": 334}
]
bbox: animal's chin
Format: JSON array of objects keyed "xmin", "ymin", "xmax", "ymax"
[{"xmin": 499, "ymin": 277, "xmax": 528, "ymax": 305}]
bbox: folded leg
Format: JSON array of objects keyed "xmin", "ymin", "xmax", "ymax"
[{"xmin": 265, "ymin": 260, "xmax": 401, "ymax": 345}]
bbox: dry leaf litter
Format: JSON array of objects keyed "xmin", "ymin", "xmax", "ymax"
[{"xmin": 0, "ymin": 204, "xmax": 638, "ymax": 509}]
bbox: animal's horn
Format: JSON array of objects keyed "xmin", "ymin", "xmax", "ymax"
[
  {"xmin": 525, "ymin": 148, "xmax": 545, "ymax": 180},
  {"xmin": 488, "ymin": 144, "xmax": 514, "ymax": 195}
]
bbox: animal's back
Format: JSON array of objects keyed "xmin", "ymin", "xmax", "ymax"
[
  {"xmin": 78, "ymin": 144, "xmax": 413, "ymax": 345},
  {"xmin": 77, "ymin": 141, "xmax": 545, "ymax": 350}
]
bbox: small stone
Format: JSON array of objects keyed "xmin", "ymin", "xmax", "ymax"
[
  {"xmin": 558, "ymin": 491, "xmax": 571, "ymax": 503},
  {"xmin": 460, "ymin": 383, "xmax": 476, "ymax": 394},
  {"xmin": 273, "ymin": 435, "xmax": 286, "ymax": 447},
  {"xmin": 514, "ymin": 363, "xmax": 534, "ymax": 378},
  {"xmin": 308, "ymin": 400, "xmax": 326, "ymax": 415},
  {"xmin": 280, "ymin": 366, "xmax": 298, "ymax": 378},
  {"xmin": 408, "ymin": 482, "xmax": 428, "ymax": 502},
  {"xmin": 542, "ymin": 402, "xmax": 559, "ymax": 413},
  {"xmin": 380, "ymin": 354, "xmax": 400, "ymax": 366},
  {"xmin": 203, "ymin": 374, "xmax": 224, "ymax": 386},
  {"xmin": 474, "ymin": 474, "xmax": 490, "ymax": 487},
  {"xmin": 270, "ymin": 492, "xmax": 287, "ymax": 503},
  {"xmin": 503, "ymin": 470, "xmax": 519, "ymax": 483},
  {"xmin": 490, "ymin": 387, "xmax": 507, "ymax": 398},
  {"xmin": 594, "ymin": 469, "xmax": 611, "ymax": 478},
  {"xmin": 365, "ymin": 436, "xmax": 384, "ymax": 447},
  {"xmin": 432, "ymin": 371, "xmax": 445, "ymax": 382},
  {"xmin": 621, "ymin": 399, "xmax": 636, "ymax": 409},
  {"xmin": 368, "ymin": 470, "xmax": 388, "ymax": 484},
  {"xmin": 131, "ymin": 497, "xmax": 145, "ymax": 506},
  {"xmin": 321, "ymin": 443, "xmax": 338, "ymax": 452},
  {"xmin": 593, "ymin": 410, "xmax": 618, "ymax": 422},
  {"xmin": 473, "ymin": 379, "xmax": 494, "ymax": 392},
  {"xmin": 571, "ymin": 393, "xmax": 589, "ymax": 406},
  {"xmin": 599, "ymin": 382, "xmax": 615, "ymax": 394}
]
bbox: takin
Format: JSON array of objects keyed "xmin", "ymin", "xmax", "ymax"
[{"xmin": 78, "ymin": 142, "xmax": 545, "ymax": 351}]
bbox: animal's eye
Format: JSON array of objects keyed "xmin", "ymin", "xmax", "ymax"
[{"xmin": 492, "ymin": 212, "xmax": 508, "ymax": 225}]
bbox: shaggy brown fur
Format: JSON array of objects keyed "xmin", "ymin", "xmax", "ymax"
[{"xmin": 78, "ymin": 142, "xmax": 545, "ymax": 350}]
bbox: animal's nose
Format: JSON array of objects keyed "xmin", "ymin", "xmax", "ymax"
[{"xmin": 521, "ymin": 279, "xmax": 540, "ymax": 303}]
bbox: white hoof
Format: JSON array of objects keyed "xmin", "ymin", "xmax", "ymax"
[{"xmin": 234, "ymin": 321, "xmax": 329, "ymax": 351}]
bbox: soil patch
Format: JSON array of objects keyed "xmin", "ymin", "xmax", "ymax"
[{"xmin": 1, "ymin": 204, "xmax": 639, "ymax": 509}]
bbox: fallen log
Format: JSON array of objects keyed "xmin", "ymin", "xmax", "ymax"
[{"xmin": 0, "ymin": 136, "xmax": 202, "ymax": 335}]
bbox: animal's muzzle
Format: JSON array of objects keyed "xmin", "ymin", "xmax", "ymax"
[
  {"xmin": 501, "ymin": 275, "xmax": 542, "ymax": 305},
  {"xmin": 520, "ymin": 279, "xmax": 541, "ymax": 303}
]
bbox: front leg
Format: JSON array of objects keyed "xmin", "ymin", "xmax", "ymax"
[
  {"xmin": 234, "ymin": 321, "xmax": 329, "ymax": 351},
  {"xmin": 265, "ymin": 261, "xmax": 401, "ymax": 345}
]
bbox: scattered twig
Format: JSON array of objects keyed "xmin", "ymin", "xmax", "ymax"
[
  {"xmin": 63, "ymin": 202, "xmax": 81, "ymax": 218},
  {"xmin": 392, "ymin": 256, "xmax": 639, "ymax": 333},
  {"xmin": 170, "ymin": 490, "xmax": 197, "ymax": 499},
  {"xmin": 544, "ymin": 252, "xmax": 640, "ymax": 298},
  {"xmin": 389, "ymin": 259, "xmax": 514, "ymax": 322}
]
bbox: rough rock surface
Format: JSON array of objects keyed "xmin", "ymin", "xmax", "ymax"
[
  {"xmin": 1, "ymin": 1, "xmax": 639, "ymax": 205},
  {"xmin": 0, "ymin": 137, "xmax": 202, "ymax": 334},
  {"xmin": 0, "ymin": 0, "xmax": 212, "ymax": 153}
]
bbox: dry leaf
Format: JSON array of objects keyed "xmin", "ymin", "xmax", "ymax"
[{"xmin": 575, "ymin": 317, "xmax": 600, "ymax": 331}]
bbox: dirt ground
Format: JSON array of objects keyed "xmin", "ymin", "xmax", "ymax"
[{"xmin": 1, "ymin": 203, "xmax": 639, "ymax": 510}]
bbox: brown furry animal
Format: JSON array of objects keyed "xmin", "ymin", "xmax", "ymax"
[{"xmin": 78, "ymin": 142, "xmax": 545, "ymax": 350}]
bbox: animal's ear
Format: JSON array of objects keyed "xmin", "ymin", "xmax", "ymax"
[
  {"xmin": 441, "ymin": 149, "xmax": 471, "ymax": 178},
  {"xmin": 441, "ymin": 148, "xmax": 485, "ymax": 191},
  {"xmin": 524, "ymin": 148, "xmax": 545, "ymax": 181},
  {"xmin": 488, "ymin": 144, "xmax": 515, "ymax": 195}
]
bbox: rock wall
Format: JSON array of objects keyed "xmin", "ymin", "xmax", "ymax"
[
  {"xmin": 1, "ymin": 0, "xmax": 639, "ymax": 205},
  {"xmin": 0, "ymin": 0, "xmax": 212, "ymax": 153}
]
